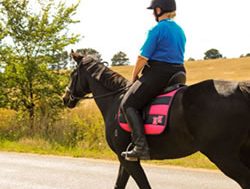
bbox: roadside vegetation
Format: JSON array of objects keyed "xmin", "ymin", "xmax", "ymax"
[{"xmin": 1, "ymin": 57, "xmax": 250, "ymax": 169}]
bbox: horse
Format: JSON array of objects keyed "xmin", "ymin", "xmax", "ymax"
[{"xmin": 63, "ymin": 51, "xmax": 250, "ymax": 189}]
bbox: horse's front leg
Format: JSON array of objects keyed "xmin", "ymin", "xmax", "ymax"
[
  {"xmin": 118, "ymin": 156, "xmax": 151, "ymax": 189},
  {"xmin": 114, "ymin": 163, "xmax": 130, "ymax": 189}
]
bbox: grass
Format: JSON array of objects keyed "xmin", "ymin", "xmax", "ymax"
[
  {"xmin": 0, "ymin": 138, "xmax": 216, "ymax": 169},
  {"xmin": 150, "ymin": 153, "xmax": 217, "ymax": 169},
  {"xmin": 0, "ymin": 138, "xmax": 116, "ymax": 160},
  {"xmin": 1, "ymin": 57, "xmax": 250, "ymax": 169},
  {"xmin": 184, "ymin": 57, "xmax": 250, "ymax": 84},
  {"xmin": 112, "ymin": 57, "xmax": 250, "ymax": 84}
]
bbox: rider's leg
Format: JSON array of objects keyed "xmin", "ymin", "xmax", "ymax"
[
  {"xmin": 121, "ymin": 106, "xmax": 150, "ymax": 161},
  {"xmin": 120, "ymin": 79, "xmax": 151, "ymax": 161},
  {"xmin": 120, "ymin": 62, "xmax": 185, "ymax": 161}
]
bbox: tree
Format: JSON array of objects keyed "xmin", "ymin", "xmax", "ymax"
[
  {"xmin": 49, "ymin": 51, "xmax": 70, "ymax": 70},
  {"xmin": 0, "ymin": 72, "xmax": 7, "ymax": 107},
  {"xmin": 204, "ymin": 48, "xmax": 223, "ymax": 60},
  {"xmin": 111, "ymin": 51, "xmax": 129, "ymax": 66},
  {"xmin": 187, "ymin": 57, "xmax": 195, "ymax": 61},
  {"xmin": 0, "ymin": 9, "xmax": 9, "ymax": 108},
  {"xmin": 0, "ymin": 0, "xmax": 81, "ymax": 132}
]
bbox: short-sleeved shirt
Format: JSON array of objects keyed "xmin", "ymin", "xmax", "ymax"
[{"xmin": 140, "ymin": 19, "xmax": 186, "ymax": 64}]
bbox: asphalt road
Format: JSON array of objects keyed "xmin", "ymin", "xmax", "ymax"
[{"xmin": 0, "ymin": 152, "xmax": 240, "ymax": 189}]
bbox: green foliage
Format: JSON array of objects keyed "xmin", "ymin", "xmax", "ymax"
[
  {"xmin": 204, "ymin": 48, "xmax": 223, "ymax": 60},
  {"xmin": 0, "ymin": 0, "xmax": 81, "ymax": 132},
  {"xmin": 50, "ymin": 51, "xmax": 70, "ymax": 70},
  {"xmin": 0, "ymin": 73, "xmax": 6, "ymax": 107},
  {"xmin": 111, "ymin": 51, "xmax": 129, "ymax": 66}
]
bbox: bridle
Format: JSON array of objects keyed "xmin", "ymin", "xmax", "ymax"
[{"xmin": 66, "ymin": 87, "xmax": 88, "ymax": 101}]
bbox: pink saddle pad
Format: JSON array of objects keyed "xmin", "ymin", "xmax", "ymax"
[{"xmin": 118, "ymin": 89, "xmax": 179, "ymax": 135}]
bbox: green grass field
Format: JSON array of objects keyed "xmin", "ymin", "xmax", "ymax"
[{"xmin": 1, "ymin": 57, "xmax": 250, "ymax": 169}]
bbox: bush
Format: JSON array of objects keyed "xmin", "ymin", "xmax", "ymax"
[
  {"xmin": 0, "ymin": 101, "xmax": 108, "ymax": 151},
  {"xmin": 53, "ymin": 101, "xmax": 107, "ymax": 150},
  {"xmin": 0, "ymin": 109, "xmax": 28, "ymax": 140}
]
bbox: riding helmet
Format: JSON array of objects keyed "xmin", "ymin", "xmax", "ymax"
[{"xmin": 147, "ymin": 0, "xmax": 176, "ymax": 12}]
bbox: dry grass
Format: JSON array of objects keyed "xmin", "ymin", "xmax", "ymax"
[
  {"xmin": 0, "ymin": 109, "xmax": 17, "ymax": 129},
  {"xmin": 112, "ymin": 57, "xmax": 250, "ymax": 84},
  {"xmin": 185, "ymin": 57, "xmax": 250, "ymax": 84}
]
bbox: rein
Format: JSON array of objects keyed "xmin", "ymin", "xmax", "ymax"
[{"xmin": 67, "ymin": 84, "xmax": 131, "ymax": 101}]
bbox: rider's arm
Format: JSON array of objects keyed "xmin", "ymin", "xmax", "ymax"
[{"xmin": 132, "ymin": 56, "xmax": 148, "ymax": 82}]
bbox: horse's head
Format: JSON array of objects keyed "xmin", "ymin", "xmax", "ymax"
[
  {"xmin": 63, "ymin": 51, "xmax": 92, "ymax": 108},
  {"xmin": 70, "ymin": 49, "xmax": 85, "ymax": 65}
]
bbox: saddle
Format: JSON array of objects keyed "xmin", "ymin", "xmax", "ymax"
[{"xmin": 118, "ymin": 71, "xmax": 186, "ymax": 135}]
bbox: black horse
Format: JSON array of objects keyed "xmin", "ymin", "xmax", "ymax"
[{"xmin": 63, "ymin": 51, "xmax": 250, "ymax": 189}]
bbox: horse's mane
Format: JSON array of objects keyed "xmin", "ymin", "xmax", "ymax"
[{"xmin": 82, "ymin": 60, "xmax": 130, "ymax": 91}]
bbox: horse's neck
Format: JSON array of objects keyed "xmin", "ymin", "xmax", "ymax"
[
  {"xmin": 84, "ymin": 64, "xmax": 129, "ymax": 119},
  {"xmin": 88, "ymin": 79, "xmax": 121, "ymax": 119}
]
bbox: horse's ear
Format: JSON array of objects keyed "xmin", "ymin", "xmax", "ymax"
[{"xmin": 70, "ymin": 49, "xmax": 84, "ymax": 65}]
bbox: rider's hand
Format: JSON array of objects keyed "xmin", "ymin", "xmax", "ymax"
[{"xmin": 132, "ymin": 75, "xmax": 139, "ymax": 83}]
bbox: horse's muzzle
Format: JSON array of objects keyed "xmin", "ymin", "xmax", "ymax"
[{"xmin": 62, "ymin": 92, "xmax": 78, "ymax": 109}]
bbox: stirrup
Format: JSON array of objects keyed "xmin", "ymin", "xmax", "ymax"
[{"xmin": 123, "ymin": 143, "xmax": 139, "ymax": 162}]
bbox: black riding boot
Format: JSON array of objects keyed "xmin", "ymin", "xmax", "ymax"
[{"xmin": 121, "ymin": 107, "xmax": 150, "ymax": 161}]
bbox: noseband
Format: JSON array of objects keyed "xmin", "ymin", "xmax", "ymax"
[{"xmin": 66, "ymin": 87, "xmax": 88, "ymax": 101}]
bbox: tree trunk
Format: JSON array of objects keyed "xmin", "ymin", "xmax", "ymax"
[{"xmin": 28, "ymin": 82, "xmax": 35, "ymax": 134}]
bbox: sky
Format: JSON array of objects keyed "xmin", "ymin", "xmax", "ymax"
[{"xmin": 68, "ymin": 0, "xmax": 250, "ymax": 63}]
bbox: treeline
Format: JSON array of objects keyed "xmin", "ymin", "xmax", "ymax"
[
  {"xmin": 49, "ymin": 49, "xmax": 130, "ymax": 69},
  {"xmin": 188, "ymin": 48, "xmax": 250, "ymax": 61}
]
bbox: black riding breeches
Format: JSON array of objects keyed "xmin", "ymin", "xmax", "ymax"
[{"xmin": 120, "ymin": 61, "xmax": 185, "ymax": 112}]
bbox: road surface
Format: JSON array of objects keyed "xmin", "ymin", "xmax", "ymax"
[{"xmin": 0, "ymin": 152, "xmax": 240, "ymax": 189}]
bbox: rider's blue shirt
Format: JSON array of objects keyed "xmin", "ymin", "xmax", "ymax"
[{"xmin": 140, "ymin": 19, "xmax": 186, "ymax": 64}]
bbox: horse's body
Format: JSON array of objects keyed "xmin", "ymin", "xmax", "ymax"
[{"xmin": 63, "ymin": 55, "xmax": 250, "ymax": 189}]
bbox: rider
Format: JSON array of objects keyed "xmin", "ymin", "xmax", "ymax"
[{"xmin": 120, "ymin": 0, "xmax": 186, "ymax": 161}]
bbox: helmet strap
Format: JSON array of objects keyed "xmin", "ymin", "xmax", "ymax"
[{"xmin": 154, "ymin": 8, "xmax": 166, "ymax": 22}]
